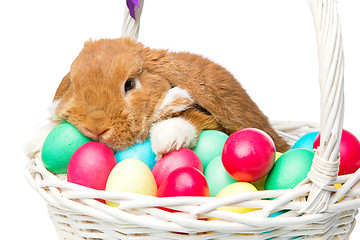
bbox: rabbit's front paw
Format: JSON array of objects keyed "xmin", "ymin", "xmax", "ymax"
[{"xmin": 150, "ymin": 117, "xmax": 197, "ymax": 160}]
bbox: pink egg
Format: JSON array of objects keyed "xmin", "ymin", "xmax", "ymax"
[
  {"xmin": 67, "ymin": 142, "xmax": 117, "ymax": 191},
  {"xmin": 313, "ymin": 129, "xmax": 360, "ymax": 175},
  {"xmin": 152, "ymin": 148, "xmax": 203, "ymax": 188},
  {"xmin": 157, "ymin": 167, "xmax": 210, "ymax": 197},
  {"xmin": 222, "ymin": 128, "xmax": 276, "ymax": 182}
]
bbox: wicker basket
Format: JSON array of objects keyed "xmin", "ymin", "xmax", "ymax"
[{"xmin": 26, "ymin": 0, "xmax": 360, "ymax": 239}]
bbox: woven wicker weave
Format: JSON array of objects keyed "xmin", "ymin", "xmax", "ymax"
[{"xmin": 26, "ymin": 0, "xmax": 360, "ymax": 239}]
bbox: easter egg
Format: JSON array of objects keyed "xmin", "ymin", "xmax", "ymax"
[
  {"xmin": 115, "ymin": 139, "xmax": 156, "ymax": 170},
  {"xmin": 152, "ymin": 148, "xmax": 203, "ymax": 188},
  {"xmin": 42, "ymin": 122, "xmax": 92, "ymax": 174},
  {"xmin": 67, "ymin": 142, "xmax": 117, "ymax": 192},
  {"xmin": 251, "ymin": 152, "xmax": 283, "ymax": 190},
  {"xmin": 222, "ymin": 128, "xmax": 276, "ymax": 182},
  {"xmin": 216, "ymin": 182, "xmax": 258, "ymax": 214},
  {"xmin": 269, "ymin": 210, "xmax": 287, "ymax": 218},
  {"xmin": 334, "ymin": 183, "xmax": 345, "ymax": 202},
  {"xmin": 157, "ymin": 167, "xmax": 210, "ymax": 197},
  {"xmin": 265, "ymin": 149, "xmax": 314, "ymax": 190},
  {"xmin": 275, "ymin": 152, "xmax": 283, "ymax": 161},
  {"xmin": 204, "ymin": 156, "xmax": 237, "ymax": 197},
  {"xmin": 250, "ymin": 152, "xmax": 283, "ymax": 197},
  {"xmin": 313, "ymin": 129, "xmax": 360, "ymax": 175},
  {"xmin": 193, "ymin": 130, "xmax": 228, "ymax": 169},
  {"xmin": 292, "ymin": 131, "xmax": 319, "ymax": 150},
  {"xmin": 106, "ymin": 158, "xmax": 157, "ymax": 207}
]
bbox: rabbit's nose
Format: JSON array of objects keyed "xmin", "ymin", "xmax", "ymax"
[
  {"xmin": 83, "ymin": 110, "xmax": 109, "ymax": 141},
  {"xmin": 83, "ymin": 126, "xmax": 109, "ymax": 141}
]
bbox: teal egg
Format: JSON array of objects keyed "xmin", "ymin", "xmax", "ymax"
[
  {"xmin": 41, "ymin": 122, "xmax": 92, "ymax": 174},
  {"xmin": 292, "ymin": 131, "xmax": 319, "ymax": 150},
  {"xmin": 204, "ymin": 156, "xmax": 238, "ymax": 197},
  {"xmin": 192, "ymin": 130, "xmax": 228, "ymax": 169},
  {"xmin": 269, "ymin": 210, "xmax": 287, "ymax": 218},
  {"xmin": 115, "ymin": 139, "xmax": 156, "ymax": 170},
  {"xmin": 265, "ymin": 149, "xmax": 314, "ymax": 190}
]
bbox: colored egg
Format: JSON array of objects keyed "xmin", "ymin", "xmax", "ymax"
[
  {"xmin": 204, "ymin": 156, "xmax": 237, "ymax": 197},
  {"xmin": 335, "ymin": 183, "xmax": 344, "ymax": 202},
  {"xmin": 115, "ymin": 139, "xmax": 156, "ymax": 170},
  {"xmin": 157, "ymin": 167, "xmax": 210, "ymax": 197},
  {"xmin": 269, "ymin": 210, "xmax": 287, "ymax": 218},
  {"xmin": 251, "ymin": 176, "xmax": 266, "ymax": 191},
  {"xmin": 216, "ymin": 182, "xmax": 258, "ymax": 214},
  {"xmin": 152, "ymin": 148, "xmax": 203, "ymax": 188},
  {"xmin": 106, "ymin": 158, "xmax": 157, "ymax": 207},
  {"xmin": 222, "ymin": 128, "xmax": 276, "ymax": 182},
  {"xmin": 265, "ymin": 149, "xmax": 314, "ymax": 190},
  {"xmin": 193, "ymin": 130, "xmax": 228, "ymax": 169},
  {"xmin": 67, "ymin": 142, "xmax": 117, "ymax": 192},
  {"xmin": 251, "ymin": 152, "xmax": 283, "ymax": 190},
  {"xmin": 42, "ymin": 122, "xmax": 92, "ymax": 174},
  {"xmin": 313, "ymin": 129, "xmax": 360, "ymax": 175},
  {"xmin": 292, "ymin": 131, "xmax": 319, "ymax": 150},
  {"xmin": 275, "ymin": 152, "xmax": 283, "ymax": 161}
]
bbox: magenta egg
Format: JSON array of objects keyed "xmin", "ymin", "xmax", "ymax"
[
  {"xmin": 152, "ymin": 148, "xmax": 203, "ymax": 188},
  {"xmin": 157, "ymin": 167, "xmax": 210, "ymax": 197},
  {"xmin": 313, "ymin": 129, "xmax": 360, "ymax": 175},
  {"xmin": 67, "ymin": 142, "xmax": 117, "ymax": 191},
  {"xmin": 222, "ymin": 128, "xmax": 276, "ymax": 182}
]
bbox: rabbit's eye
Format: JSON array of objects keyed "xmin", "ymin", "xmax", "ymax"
[{"xmin": 124, "ymin": 78, "xmax": 135, "ymax": 92}]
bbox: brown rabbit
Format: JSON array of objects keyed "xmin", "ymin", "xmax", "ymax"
[{"xmin": 53, "ymin": 37, "xmax": 289, "ymax": 157}]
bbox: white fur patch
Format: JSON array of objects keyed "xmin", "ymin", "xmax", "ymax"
[
  {"xmin": 150, "ymin": 117, "xmax": 197, "ymax": 159},
  {"xmin": 153, "ymin": 87, "xmax": 194, "ymax": 120},
  {"xmin": 48, "ymin": 100, "xmax": 62, "ymax": 122}
]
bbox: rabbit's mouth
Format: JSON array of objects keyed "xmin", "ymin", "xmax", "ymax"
[
  {"xmin": 74, "ymin": 124, "xmax": 116, "ymax": 149},
  {"xmin": 76, "ymin": 124, "xmax": 140, "ymax": 153}
]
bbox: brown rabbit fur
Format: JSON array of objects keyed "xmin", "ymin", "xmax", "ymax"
[{"xmin": 54, "ymin": 37, "xmax": 289, "ymax": 156}]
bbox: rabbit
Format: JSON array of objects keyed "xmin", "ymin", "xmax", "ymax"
[{"xmin": 29, "ymin": 37, "xmax": 289, "ymax": 159}]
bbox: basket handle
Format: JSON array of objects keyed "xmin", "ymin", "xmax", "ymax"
[
  {"xmin": 122, "ymin": 0, "xmax": 144, "ymax": 40},
  {"xmin": 300, "ymin": 0, "xmax": 344, "ymax": 214},
  {"xmin": 121, "ymin": 0, "xmax": 345, "ymax": 214}
]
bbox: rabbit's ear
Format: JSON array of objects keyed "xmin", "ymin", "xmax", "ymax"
[
  {"xmin": 54, "ymin": 72, "xmax": 71, "ymax": 101},
  {"xmin": 179, "ymin": 83, "xmax": 244, "ymax": 132}
]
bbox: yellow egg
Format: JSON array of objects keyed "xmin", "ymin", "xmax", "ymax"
[
  {"xmin": 215, "ymin": 182, "xmax": 258, "ymax": 214},
  {"xmin": 335, "ymin": 183, "xmax": 344, "ymax": 202},
  {"xmin": 275, "ymin": 152, "xmax": 283, "ymax": 161},
  {"xmin": 252, "ymin": 152, "xmax": 283, "ymax": 190},
  {"xmin": 252, "ymin": 176, "xmax": 266, "ymax": 190},
  {"xmin": 105, "ymin": 158, "xmax": 157, "ymax": 207}
]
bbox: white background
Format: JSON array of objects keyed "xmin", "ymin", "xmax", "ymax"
[{"xmin": 1, "ymin": 0, "xmax": 359, "ymax": 239}]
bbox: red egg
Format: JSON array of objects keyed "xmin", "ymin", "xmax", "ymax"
[
  {"xmin": 67, "ymin": 142, "xmax": 117, "ymax": 191},
  {"xmin": 313, "ymin": 129, "xmax": 360, "ymax": 175},
  {"xmin": 152, "ymin": 148, "xmax": 203, "ymax": 188},
  {"xmin": 157, "ymin": 167, "xmax": 210, "ymax": 197},
  {"xmin": 222, "ymin": 128, "xmax": 276, "ymax": 182}
]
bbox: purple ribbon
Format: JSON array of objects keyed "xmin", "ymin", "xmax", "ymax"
[{"xmin": 126, "ymin": 0, "xmax": 141, "ymax": 20}]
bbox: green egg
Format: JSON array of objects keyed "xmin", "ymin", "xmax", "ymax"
[
  {"xmin": 192, "ymin": 130, "xmax": 228, "ymax": 169},
  {"xmin": 205, "ymin": 156, "xmax": 238, "ymax": 197},
  {"xmin": 41, "ymin": 122, "xmax": 92, "ymax": 174},
  {"xmin": 265, "ymin": 148, "xmax": 314, "ymax": 190}
]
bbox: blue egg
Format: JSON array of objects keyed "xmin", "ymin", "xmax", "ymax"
[
  {"xmin": 269, "ymin": 210, "xmax": 287, "ymax": 218},
  {"xmin": 292, "ymin": 131, "xmax": 319, "ymax": 150},
  {"xmin": 115, "ymin": 139, "xmax": 156, "ymax": 170}
]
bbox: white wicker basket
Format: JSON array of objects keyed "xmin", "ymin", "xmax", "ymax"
[{"xmin": 26, "ymin": 0, "xmax": 360, "ymax": 239}]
